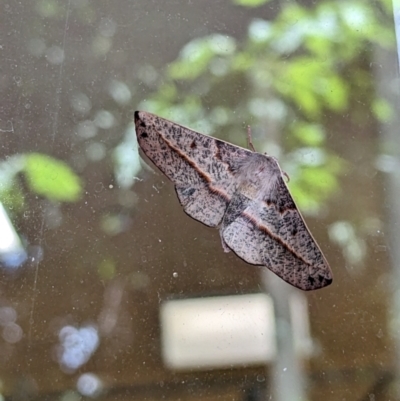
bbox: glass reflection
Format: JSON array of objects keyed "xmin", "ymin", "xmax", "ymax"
[{"xmin": 57, "ymin": 325, "xmax": 99, "ymax": 371}]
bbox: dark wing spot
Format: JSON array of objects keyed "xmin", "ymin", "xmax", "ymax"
[
  {"xmin": 141, "ymin": 132, "xmax": 148, "ymax": 138},
  {"xmin": 181, "ymin": 187, "xmax": 196, "ymax": 197},
  {"xmin": 308, "ymin": 276, "xmax": 315, "ymax": 286},
  {"xmin": 190, "ymin": 140, "xmax": 197, "ymax": 149},
  {"xmin": 319, "ymin": 275, "xmax": 330, "ymax": 284}
]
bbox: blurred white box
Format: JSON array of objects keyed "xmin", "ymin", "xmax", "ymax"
[{"xmin": 160, "ymin": 293, "xmax": 276, "ymax": 370}]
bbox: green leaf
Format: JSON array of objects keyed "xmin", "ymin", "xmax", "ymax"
[
  {"xmin": 233, "ymin": 0, "xmax": 271, "ymax": 7},
  {"xmin": 316, "ymin": 74, "xmax": 348, "ymax": 111},
  {"xmin": 24, "ymin": 153, "xmax": 83, "ymax": 202},
  {"xmin": 302, "ymin": 167, "xmax": 337, "ymax": 193},
  {"xmin": 372, "ymin": 98, "xmax": 394, "ymax": 122},
  {"xmin": 168, "ymin": 35, "xmax": 236, "ymax": 80},
  {"xmin": 293, "ymin": 123, "xmax": 325, "ymax": 146}
]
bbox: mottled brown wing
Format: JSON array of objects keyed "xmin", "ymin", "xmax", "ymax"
[
  {"xmin": 221, "ymin": 176, "xmax": 332, "ymax": 290},
  {"xmin": 135, "ymin": 111, "xmax": 253, "ymax": 227}
]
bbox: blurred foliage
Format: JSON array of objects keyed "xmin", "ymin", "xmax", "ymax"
[
  {"xmin": 24, "ymin": 153, "xmax": 83, "ymax": 202},
  {"xmin": 233, "ymin": 0, "xmax": 272, "ymax": 7},
  {"xmin": 98, "ymin": 258, "xmax": 116, "ymax": 280},
  {"xmin": 138, "ymin": 0, "xmax": 394, "ymax": 213},
  {"xmin": 0, "ymin": 153, "xmax": 83, "ymax": 212}
]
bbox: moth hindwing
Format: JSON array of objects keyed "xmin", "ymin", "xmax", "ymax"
[{"xmin": 135, "ymin": 111, "xmax": 332, "ymax": 291}]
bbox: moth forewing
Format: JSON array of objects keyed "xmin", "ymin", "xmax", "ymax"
[{"xmin": 135, "ymin": 111, "xmax": 332, "ymax": 291}]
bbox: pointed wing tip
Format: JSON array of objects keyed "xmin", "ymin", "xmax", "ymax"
[
  {"xmin": 134, "ymin": 110, "xmax": 146, "ymax": 124},
  {"xmin": 134, "ymin": 110, "xmax": 142, "ymax": 129},
  {"xmin": 135, "ymin": 111, "xmax": 151, "ymax": 141},
  {"xmin": 135, "ymin": 110, "xmax": 154, "ymax": 122}
]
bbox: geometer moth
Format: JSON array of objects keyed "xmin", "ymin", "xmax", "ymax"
[{"xmin": 135, "ymin": 111, "xmax": 332, "ymax": 291}]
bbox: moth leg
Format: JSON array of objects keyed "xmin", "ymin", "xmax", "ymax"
[
  {"xmin": 219, "ymin": 230, "xmax": 231, "ymax": 253},
  {"xmin": 270, "ymin": 155, "xmax": 290, "ymax": 182},
  {"xmin": 246, "ymin": 126, "xmax": 256, "ymax": 152},
  {"xmin": 282, "ymin": 171, "xmax": 290, "ymax": 182}
]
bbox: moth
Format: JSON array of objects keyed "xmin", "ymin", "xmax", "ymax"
[{"xmin": 135, "ymin": 111, "xmax": 332, "ymax": 291}]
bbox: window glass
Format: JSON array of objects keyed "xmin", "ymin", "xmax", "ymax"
[{"xmin": 0, "ymin": 1, "xmax": 398, "ymax": 400}]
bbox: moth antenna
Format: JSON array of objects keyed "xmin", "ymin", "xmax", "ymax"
[{"xmin": 246, "ymin": 125, "xmax": 256, "ymax": 152}]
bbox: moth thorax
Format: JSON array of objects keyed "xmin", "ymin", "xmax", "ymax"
[
  {"xmin": 237, "ymin": 154, "xmax": 280, "ymax": 180},
  {"xmin": 236, "ymin": 153, "xmax": 281, "ymax": 199}
]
